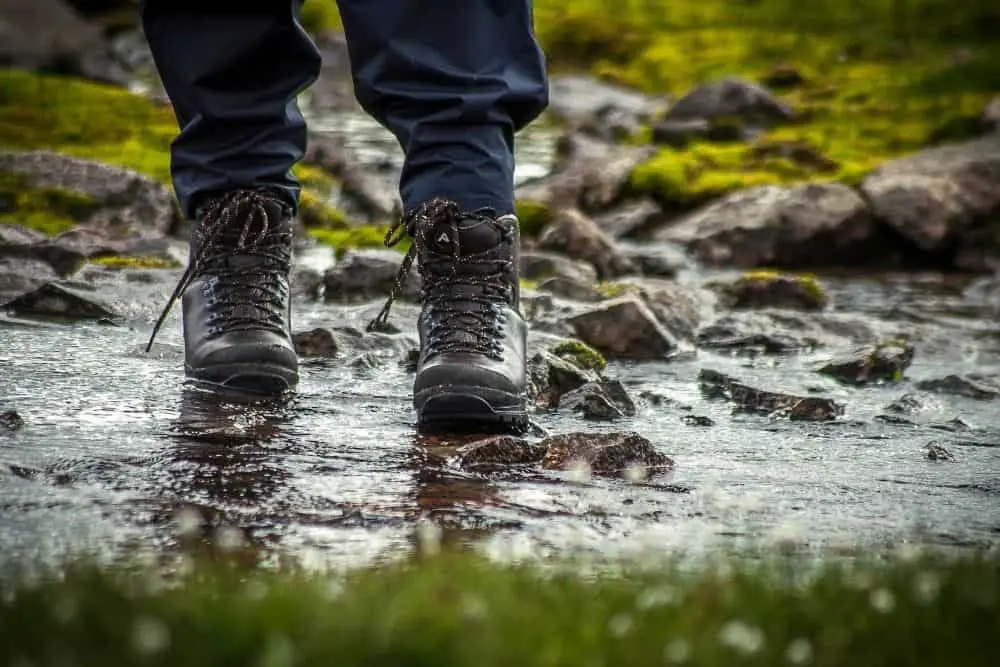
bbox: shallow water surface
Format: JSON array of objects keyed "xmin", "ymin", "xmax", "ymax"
[{"xmin": 1, "ymin": 114, "xmax": 999, "ymax": 572}]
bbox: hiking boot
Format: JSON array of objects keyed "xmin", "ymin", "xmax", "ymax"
[
  {"xmin": 369, "ymin": 198, "xmax": 529, "ymax": 431},
  {"xmin": 145, "ymin": 188, "xmax": 299, "ymax": 394}
]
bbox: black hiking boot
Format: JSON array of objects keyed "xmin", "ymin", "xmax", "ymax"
[
  {"xmin": 145, "ymin": 188, "xmax": 298, "ymax": 394},
  {"xmin": 368, "ymin": 197, "xmax": 529, "ymax": 432}
]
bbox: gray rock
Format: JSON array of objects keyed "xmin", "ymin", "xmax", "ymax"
[
  {"xmin": 592, "ymin": 198, "xmax": 663, "ymax": 239},
  {"xmin": 541, "ymin": 431, "xmax": 674, "ymax": 478},
  {"xmin": 292, "ymin": 328, "xmax": 339, "ymax": 358},
  {"xmin": 537, "ymin": 208, "xmax": 634, "ymax": 279},
  {"xmin": 2, "ymin": 280, "xmax": 118, "ymax": 319},
  {"xmin": 651, "ymin": 118, "xmax": 711, "ymax": 148},
  {"xmin": 520, "ymin": 251, "xmax": 598, "ymax": 285},
  {"xmin": 566, "ymin": 295, "xmax": 681, "ymax": 361},
  {"xmin": 558, "ymin": 379, "xmax": 636, "ymax": 422},
  {"xmin": 302, "ymin": 132, "xmax": 400, "ymax": 223},
  {"xmin": 654, "ymin": 183, "xmax": 873, "ymax": 268},
  {"xmin": 322, "ymin": 249, "xmax": 419, "ymax": 303},
  {"xmin": 816, "ymin": 341, "xmax": 915, "ymax": 385},
  {"xmin": 861, "ymin": 135, "xmax": 1000, "ymax": 254},
  {"xmin": 982, "ymin": 97, "xmax": 1000, "ymax": 133},
  {"xmin": 456, "ymin": 436, "xmax": 547, "ymax": 472},
  {"xmin": 0, "ymin": 256, "xmax": 60, "ymax": 306},
  {"xmin": 699, "ymin": 369, "xmax": 844, "ymax": 422},
  {"xmin": 696, "ymin": 310, "xmax": 877, "ymax": 356},
  {"xmin": 527, "ymin": 351, "xmax": 599, "ymax": 408},
  {"xmin": 547, "ymin": 75, "xmax": 667, "ymax": 141},
  {"xmin": 915, "ymin": 374, "xmax": 1000, "ymax": 400},
  {"xmin": 536, "ymin": 276, "xmax": 602, "ymax": 302},
  {"xmin": 0, "ymin": 151, "xmax": 182, "ymax": 239},
  {"xmin": 664, "ymin": 77, "xmax": 795, "ymax": 130}
]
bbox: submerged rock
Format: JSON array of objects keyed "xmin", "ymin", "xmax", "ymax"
[
  {"xmin": 699, "ymin": 368, "xmax": 844, "ymax": 422},
  {"xmin": 861, "ymin": 136, "xmax": 1000, "ymax": 259},
  {"xmin": 0, "ymin": 410, "xmax": 24, "ymax": 431},
  {"xmin": 883, "ymin": 393, "xmax": 927, "ymax": 415},
  {"xmin": 696, "ymin": 309, "xmax": 876, "ymax": 356},
  {"xmin": 816, "ymin": 340, "xmax": 916, "ymax": 385},
  {"xmin": 322, "ymin": 249, "xmax": 419, "ymax": 303},
  {"xmin": 537, "ymin": 208, "xmax": 635, "ymax": 279},
  {"xmin": 540, "ymin": 432, "xmax": 674, "ymax": 478},
  {"xmin": 455, "ymin": 436, "xmax": 547, "ymax": 472},
  {"xmin": 292, "ymin": 328, "xmax": 339, "ymax": 358},
  {"xmin": 714, "ymin": 270, "xmax": 828, "ymax": 311},
  {"xmin": 916, "ymin": 374, "xmax": 1000, "ymax": 400},
  {"xmin": 566, "ymin": 296, "xmax": 681, "ymax": 361},
  {"xmin": 653, "ymin": 183, "xmax": 874, "ymax": 268},
  {"xmin": 2, "ymin": 280, "xmax": 117, "ymax": 319},
  {"xmin": 558, "ymin": 379, "xmax": 636, "ymax": 422}
]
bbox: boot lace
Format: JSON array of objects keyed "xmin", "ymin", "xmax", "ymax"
[
  {"xmin": 144, "ymin": 189, "xmax": 292, "ymax": 352},
  {"xmin": 366, "ymin": 198, "xmax": 513, "ymax": 361}
]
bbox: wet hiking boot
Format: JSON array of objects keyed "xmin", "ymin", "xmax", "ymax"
[
  {"xmin": 145, "ymin": 189, "xmax": 298, "ymax": 394},
  {"xmin": 369, "ymin": 198, "xmax": 529, "ymax": 432}
]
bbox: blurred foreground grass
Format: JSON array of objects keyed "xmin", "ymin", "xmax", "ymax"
[{"xmin": 1, "ymin": 549, "xmax": 997, "ymax": 666}]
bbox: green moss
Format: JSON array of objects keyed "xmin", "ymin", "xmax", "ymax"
[
  {"xmin": 551, "ymin": 339, "xmax": 607, "ymax": 373},
  {"xmin": 90, "ymin": 255, "xmax": 182, "ymax": 270},
  {"xmin": 299, "ymin": 0, "xmax": 342, "ymax": 34},
  {"xmin": 309, "ymin": 225, "xmax": 410, "ymax": 259},
  {"xmin": 519, "ymin": 278, "xmax": 539, "ymax": 291},
  {"xmin": 1, "ymin": 550, "xmax": 998, "ymax": 667},
  {"xmin": 0, "ymin": 171, "xmax": 101, "ymax": 236},
  {"xmin": 514, "ymin": 199, "xmax": 553, "ymax": 237},
  {"xmin": 723, "ymin": 270, "xmax": 829, "ymax": 310},
  {"xmin": 595, "ymin": 281, "xmax": 640, "ymax": 300}
]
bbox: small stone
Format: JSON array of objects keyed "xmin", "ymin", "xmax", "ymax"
[
  {"xmin": 527, "ymin": 351, "xmax": 599, "ymax": 408},
  {"xmin": 3, "ymin": 281, "xmax": 117, "ymax": 320},
  {"xmin": 541, "ymin": 432, "xmax": 674, "ymax": 478},
  {"xmin": 537, "ymin": 208, "xmax": 634, "ymax": 280},
  {"xmin": 816, "ymin": 340, "xmax": 915, "ymax": 385},
  {"xmin": 681, "ymin": 415, "xmax": 715, "ymax": 427},
  {"xmin": 699, "ymin": 368, "xmax": 844, "ymax": 422},
  {"xmin": 558, "ymin": 380, "xmax": 636, "ymax": 421},
  {"xmin": 1, "ymin": 410, "xmax": 24, "ymax": 431},
  {"xmin": 456, "ymin": 436, "xmax": 547, "ymax": 472},
  {"xmin": 916, "ymin": 374, "xmax": 1000, "ymax": 400},
  {"xmin": 323, "ymin": 250, "xmax": 420, "ymax": 303},
  {"xmin": 716, "ymin": 271, "xmax": 828, "ymax": 311},
  {"xmin": 292, "ymin": 328, "xmax": 339, "ymax": 358},
  {"xmin": 566, "ymin": 295, "xmax": 681, "ymax": 361},
  {"xmin": 925, "ymin": 442, "xmax": 954, "ymax": 461}
]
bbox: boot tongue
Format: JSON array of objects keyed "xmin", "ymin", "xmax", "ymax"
[{"xmin": 426, "ymin": 215, "xmax": 504, "ymax": 257}]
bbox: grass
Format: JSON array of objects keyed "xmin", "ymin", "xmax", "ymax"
[{"xmin": 0, "ymin": 549, "xmax": 997, "ymax": 666}]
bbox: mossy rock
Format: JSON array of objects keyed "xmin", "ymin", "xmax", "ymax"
[
  {"xmin": 515, "ymin": 199, "xmax": 553, "ymax": 237},
  {"xmin": 550, "ymin": 339, "xmax": 607, "ymax": 374},
  {"xmin": 0, "ymin": 171, "xmax": 101, "ymax": 236},
  {"xmin": 718, "ymin": 270, "xmax": 828, "ymax": 311},
  {"xmin": 89, "ymin": 255, "xmax": 182, "ymax": 270}
]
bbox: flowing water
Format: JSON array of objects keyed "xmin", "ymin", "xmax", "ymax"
[{"xmin": 1, "ymin": 111, "xmax": 999, "ymax": 572}]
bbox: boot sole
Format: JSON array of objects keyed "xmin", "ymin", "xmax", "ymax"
[
  {"xmin": 414, "ymin": 385, "xmax": 529, "ymax": 433},
  {"xmin": 186, "ymin": 362, "xmax": 298, "ymax": 396}
]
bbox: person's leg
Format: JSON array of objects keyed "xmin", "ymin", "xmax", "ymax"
[
  {"xmin": 339, "ymin": 0, "xmax": 549, "ymax": 430},
  {"xmin": 141, "ymin": 0, "xmax": 322, "ymax": 393}
]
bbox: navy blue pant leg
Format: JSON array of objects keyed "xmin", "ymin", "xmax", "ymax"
[
  {"xmin": 337, "ymin": 0, "xmax": 549, "ymax": 216},
  {"xmin": 140, "ymin": 1, "xmax": 322, "ymax": 218}
]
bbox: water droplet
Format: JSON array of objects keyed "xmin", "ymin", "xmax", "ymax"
[
  {"xmin": 913, "ymin": 572, "xmax": 941, "ymax": 604},
  {"xmin": 566, "ymin": 459, "xmax": 592, "ymax": 483},
  {"xmin": 664, "ymin": 638, "xmax": 691, "ymax": 663},
  {"xmin": 132, "ymin": 616, "xmax": 170, "ymax": 656},
  {"xmin": 786, "ymin": 638, "xmax": 813, "ymax": 664},
  {"xmin": 416, "ymin": 520, "xmax": 442, "ymax": 555},
  {"xmin": 608, "ymin": 613, "xmax": 633, "ymax": 637},
  {"xmin": 718, "ymin": 620, "xmax": 765, "ymax": 655},
  {"xmin": 870, "ymin": 588, "xmax": 895, "ymax": 614}
]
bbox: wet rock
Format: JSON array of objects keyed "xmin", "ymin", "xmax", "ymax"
[
  {"xmin": 566, "ymin": 295, "xmax": 681, "ymax": 361},
  {"xmin": 639, "ymin": 391, "xmax": 691, "ymax": 411},
  {"xmin": 516, "ymin": 134, "xmax": 656, "ymax": 216},
  {"xmin": 547, "ymin": 75, "xmax": 667, "ymax": 141},
  {"xmin": 527, "ymin": 351, "xmax": 599, "ymax": 408},
  {"xmin": 550, "ymin": 339, "xmax": 607, "ymax": 374},
  {"xmin": 520, "ymin": 251, "xmax": 598, "ymax": 285},
  {"xmin": 541, "ymin": 432, "xmax": 674, "ymax": 478},
  {"xmin": 816, "ymin": 340, "xmax": 915, "ymax": 385},
  {"xmin": 0, "ymin": 410, "xmax": 24, "ymax": 431},
  {"xmin": 926, "ymin": 442, "xmax": 954, "ymax": 462},
  {"xmin": 654, "ymin": 183, "xmax": 874, "ymax": 268},
  {"xmin": 0, "ymin": 256, "xmax": 61, "ymax": 307},
  {"xmin": 2, "ymin": 280, "xmax": 117, "ymax": 319},
  {"xmin": 874, "ymin": 414, "xmax": 917, "ymax": 427},
  {"xmin": 861, "ymin": 135, "xmax": 1000, "ymax": 258},
  {"xmin": 537, "ymin": 208, "xmax": 635, "ymax": 279},
  {"xmin": 0, "ymin": 151, "xmax": 182, "ymax": 238},
  {"xmin": 682, "ymin": 415, "xmax": 715, "ymax": 427},
  {"xmin": 713, "ymin": 271, "xmax": 828, "ymax": 311},
  {"xmin": 558, "ymin": 380, "xmax": 636, "ymax": 422},
  {"xmin": 699, "ymin": 368, "xmax": 844, "ymax": 421},
  {"xmin": 0, "ymin": 225, "xmax": 86, "ymax": 277},
  {"xmin": 292, "ymin": 328, "xmax": 339, "ymax": 358},
  {"xmin": 536, "ymin": 276, "xmax": 602, "ymax": 302},
  {"xmin": 322, "ymin": 249, "xmax": 419, "ymax": 303},
  {"xmin": 0, "ymin": 0, "xmax": 126, "ymax": 84},
  {"xmin": 662, "ymin": 77, "xmax": 796, "ymax": 134},
  {"xmin": 651, "ymin": 119, "xmax": 711, "ymax": 148},
  {"xmin": 883, "ymin": 393, "xmax": 927, "ymax": 415},
  {"xmin": 601, "ymin": 278, "xmax": 705, "ymax": 343},
  {"xmin": 929, "ymin": 417, "xmax": 972, "ymax": 433},
  {"xmin": 696, "ymin": 310, "xmax": 874, "ymax": 356},
  {"xmin": 592, "ymin": 198, "xmax": 663, "ymax": 239},
  {"xmin": 520, "ymin": 290, "xmax": 558, "ymax": 321},
  {"xmin": 290, "ymin": 266, "xmax": 324, "ymax": 299},
  {"xmin": 982, "ymin": 97, "xmax": 1000, "ymax": 133},
  {"xmin": 302, "ymin": 132, "xmax": 399, "ymax": 223},
  {"xmin": 916, "ymin": 374, "xmax": 1000, "ymax": 400},
  {"xmin": 617, "ymin": 242, "xmax": 691, "ymax": 279},
  {"xmin": 455, "ymin": 436, "xmax": 548, "ymax": 472}
]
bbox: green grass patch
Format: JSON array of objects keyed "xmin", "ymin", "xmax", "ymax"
[
  {"xmin": 89, "ymin": 256, "xmax": 182, "ymax": 270},
  {"xmin": 0, "ymin": 171, "xmax": 102, "ymax": 236},
  {"xmin": 309, "ymin": 225, "xmax": 410, "ymax": 258},
  {"xmin": 0, "ymin": 550, "xmax": 997, "ymax": 666}
]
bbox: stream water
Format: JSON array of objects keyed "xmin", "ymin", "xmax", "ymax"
[{"xmin": 1, "ymin": 110, "xmax": 998, "ymax": 573}]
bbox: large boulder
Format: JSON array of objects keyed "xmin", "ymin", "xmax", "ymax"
[{"xmin": 652, "ymin": 183, "xmax": 874, "ymax": 268}]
